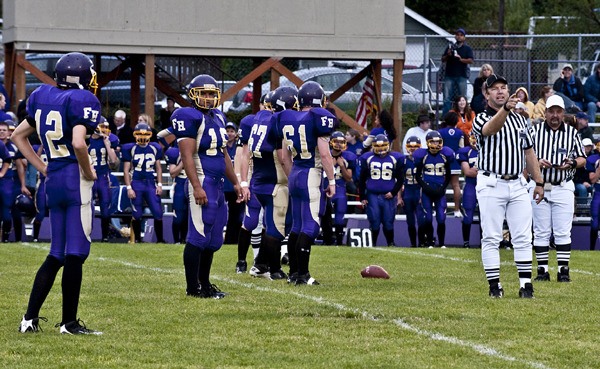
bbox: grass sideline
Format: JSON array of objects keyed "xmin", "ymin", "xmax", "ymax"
[{"xmin": 2, "ymin": 242, "xmax": 599, "ymax": 369}]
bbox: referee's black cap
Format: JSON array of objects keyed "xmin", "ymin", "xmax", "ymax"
[{"xmin": 484, "ymin": 74, "xmax": 508, "ymax": 89}]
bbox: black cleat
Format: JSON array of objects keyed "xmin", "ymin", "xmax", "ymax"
[
  {"xmin": 534, "ymin": 266, "xmax": 550, "ymax": 281},
  {"xmin": 519, "ymin": 283, "xmax": 534, "ymax": 298},
  {"xmin": 235, "ymin": 260, "xmax": 247, "ymax": 273},
  {"xmin": 19, "ymin": 316, "xmax": 48, "ymax": 333},
  {"xmin": 270, "ymin": 270, "xmax": 288, "ymax": 280},
  {"xmin": 187, "ymin": 284, "xmax": 227, "ymax": 299},
  {"xmin": 489, "ymin": 283, "xmax": 504, "ymax": 298},
  {"xmin": 58, "ymin": 319, "xmax": 102, "ymax": 335},
  {"xmin": 281, "ymin": 253, "xmax": 289, "ymax": 265},
  {"xmin": 557, "ymin": 266, "xmax": 571, "ymax": 282},
  {"xmin": 294, "ymin": 273, "xmax": 320, "ymax": 286},
  {"xmin": 287, "ymin": 272, "xmax": 298, "ymax": 284},
  {"xmin": 249, "ymin": 264, "xmax": 271, "ymax": 279}
]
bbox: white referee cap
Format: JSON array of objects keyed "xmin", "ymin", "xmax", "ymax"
[
  {"xmin": 582, "ymin": 138, "xmax": 593, "ymax": 147},
  {"xmin": 546, "ymin": 95, "xmax": 565, "ymax": 110}
]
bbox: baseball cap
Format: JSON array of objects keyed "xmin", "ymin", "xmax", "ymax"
[
  {"xmin": 225, "ymin": 122, "xmax": 238, "ymax": 130},
  {"xmin": 455, "ymin": 28, "xmax": 466, "ymax": 35},
  {"xmin": 484, "ymin": 74, "xmax": 508, "ymax": 89},
  {"xmin": 576, "ymin": 112, "xmax": 589, "ymax": 120},
  {"xmin": 417, "ymin": 114, "xmax": 431, "ymax": 124},
  {"xmin": 545, "ymin": 94, "xmax": 565, "ymax": 110},
  {"xmin": 562, "ymin": 63, "xmax": 573, "ymax": 71},
  {"xmin": 582, "ymin": 138, "xmax": 593, "ymax": 147}
]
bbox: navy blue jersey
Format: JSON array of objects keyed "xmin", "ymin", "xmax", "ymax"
[
  {"xmin": 88, "ymin": 133, "xmax": 119, "ymax": 175},
  {"xmin": 0, "ymin": 140, "xmax": 11, "ymax": 172},
  {"xmin": 2, "ymin": 140, "xmax": 18, "ymax": 179},
  {"xmin": 457, "ymin": 146, "xmax": 478, "ymax": 185},
  {"xmin": 239, "ymin": 113, "xmax": 255, "ymax": 145},
  {"xmin": 402, "ymin": 155, "xmax": 419, "ymax": 187},
  {"xmin": 165, "ymin": 146, "xmax": 187, "ymax": 179},
  {"xmin": 121, "ymin": 142, "xmax": 163, "ymax": 180},
  {"xmin": 247, "ymin": 110, "xmax": 287, "ymax": 194},
  {"xmin": 170, "ymin": 107, "xmax": 227, "ymax": 178},
  {"xmin": 586, "ymin": 153, "xmax": 600, "ymax": 192},
  {"xmin": 359, "ymin": 151, "xmax": 404, "ymax": 195},
  {"xmin": 26, "ymin": 84, "xmax": 100, "ymax": 171},
  {"xmin": 413, "ymin": 146, "xmax": 455, "ymax": 186},
  {"xmin": 275, "ymin": 108, "xmax": 336, "ymax": 169},
  {"xmin": 438, "ymin": 127, "xmax": 465, "ymax": 153},
  {"xmin": 333, "ymin": 150, "xmax": 357, "ymax": 186}
]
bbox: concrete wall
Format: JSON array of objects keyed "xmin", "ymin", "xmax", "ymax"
[{"xmin": 3, "ymin": 0, "xmax": 406, "ymax": 59}]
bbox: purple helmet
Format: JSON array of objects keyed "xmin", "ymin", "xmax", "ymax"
[
  {"xmin": 187, "ymin": 74, "xmax": 220, "ymax": 110},
  {"xmin": 271, "ymin": 86, "xmax": 299, "ymax": 112},
  {"xmin": 298, "ymin": 81, "xmax": 326, "ymax": 108},
  {"xmin": 54, "ymin": 52, "xmax": 98, "ymax": 94}
]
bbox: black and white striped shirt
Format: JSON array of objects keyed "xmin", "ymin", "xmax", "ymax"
[
  {"xmin": 530, "ymin": 121, "xmax": 585, "ymax": 184},
  {"xmin": 472, "ymin": 107, "xmax": 534, "ymax": 176}
]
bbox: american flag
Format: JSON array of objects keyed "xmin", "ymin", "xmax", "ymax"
[{"xmin": 355, "ymin": 75, "xmax": 377, "ymax": 129}]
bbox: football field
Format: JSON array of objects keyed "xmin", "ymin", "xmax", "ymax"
[{"xmin": 2, "ymin": 241, "xmax": 599, "ymax": 369}]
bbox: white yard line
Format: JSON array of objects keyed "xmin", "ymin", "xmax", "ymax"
[{"xmin": 20, "ymin": 243, "xmax": 553, "ymax": 369}]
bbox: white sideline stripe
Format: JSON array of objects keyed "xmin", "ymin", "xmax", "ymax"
[{"xmin": 20, "ymin": 242, "xmax": 552, "ymax": 369}]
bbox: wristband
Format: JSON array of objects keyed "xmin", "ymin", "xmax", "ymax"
[
  {"xmin": 157, "ymin": 183, "xmax": 162, "ymax": 187},
  {"xmin": 503, "ymin": 103, "xmax": 511, "ymax": 112},
  {"xmin": 126, "ymin": 185, "xmax": 132, "ymax": 190},
  {"xmin": 240, "ymin": 181, "xmax": 249, "ymax": 188},
  {"xmin": 328, "ymin": 179, "xmax": 336, "ymax": 186},
  {"xmin": 570, "ymin": 161, "xmax": 576, "ymax": 169},
  {"xmin": 535, "ymin": 182, "xmax": 544, "ymax": 187}
]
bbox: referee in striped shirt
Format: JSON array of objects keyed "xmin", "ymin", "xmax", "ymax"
[
  {"xmin": 530, "ymin": 94, "xmax": 585, "ymax": 283},
  {"xmin": 472, "ymin": 74, "xmax": 544, "ymax": 299}
]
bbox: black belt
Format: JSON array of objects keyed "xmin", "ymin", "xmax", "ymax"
[
  {"xmin": 482, "ymin": 172, "xmax": 519, "ymax": 180},
  {"xmin": 550, "ymin": 177, "xmax": 573, "ymax": 186}
]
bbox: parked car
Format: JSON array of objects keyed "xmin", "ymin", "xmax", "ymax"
[
  {"xmin": 400, "ymin": 66, "xmax": 481, "ymax": 104},
  {"xmin": 260, "ymin": 66, "xmax": 435, "ymax": 113},
  {"xmin": 1, "ymin": 53, "xmax": 157, "ymax": 109}
]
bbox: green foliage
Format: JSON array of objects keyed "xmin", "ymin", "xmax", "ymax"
[{"xmin": 5, "ymin": 242, "xmax": 600, "ymax": 368}]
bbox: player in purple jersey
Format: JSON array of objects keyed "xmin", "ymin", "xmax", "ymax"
[
  {"xmin": 586, "ymin": 149, "xmax": 600, "ymax": 250},
  {"xmin": 172, "ymin": 74, "xmax": 243, "ymax": 299},
  {"xmin": 413, "ymin": 131, "xmax": 455, "ymax": 248},
  {"xmin": 359, "ymin": 134, "xmax": 404, "ymax": 246},
  {"xmin": 122, "ymin": 123, "xmax": 164, "ymax": 243},
  {"xmin": 438, "ymin": 112, "xmax": 467, "ymax": 217},
  {"xmin": 31, "ymin": 145, "xmax": 48, "ymax": 242},
  {"xmin": 328, "ymin": 131, "xmax": 356, "ymax": 245},
  {"xmin": 457, "ymin": 134, "xmax": 479, "ymax": 248},
  {"xmin": 401, "ymin": 136, "xmax": 422, "ymax": 247},
  {"xmin": 0, "ymin": 139, "xmax": 12, "ymax": 239},
  {"xmin": 238, "ymin": 89, "xmax": 292, "ymax": 280},
  {"xmin": 223, "ymin": 122, "xmax": 244, "ymax": 244},
  {"xmin": 277, "ymin": 82, "xmax": 336, "ymax": 285},
  {"xmin": 88, "ymin": 119, "xmax": 120, "ymax": 241},
  {"xmin": 165, "ymin": 145, "xmax": 189, "ymax": 244},
  {"xmin": 13, "ymin": 52, "xmax": 102, "ymax": 335}
]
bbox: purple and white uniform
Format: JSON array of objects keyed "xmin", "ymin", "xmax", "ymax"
[
  {"xmin": 88, "ymin": 134, "xmax": 119, "ymax": 218},
  {"xmin": 26, "ymin": 84, "xmax": 100, "ymax": 261},
  {"xmin": 121, "ymin": 142, "xmax": 163, "ymax": 220},
  {"xmin": 171, "ymin": 107, "xmax": 228, "ymax": 250}
]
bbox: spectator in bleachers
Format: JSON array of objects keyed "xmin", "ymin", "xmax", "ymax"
[
  {"xmin": 575, "ymin": 112, "xmax": 594, "ymax": 142},
  {"xmin": 532, "ymin": 85, "xmax": 554, "ymax": 123},
  {"xmin": 584, "ymin": 63, "xmax": 600, "ymax": 123},
  {"xmin": 111, "ymin": 109, "xmax": 134, "ymax": 145},
  {"xmin": 514, "ymin": 87, "xmax": 535, "ymax": 121},
  {"xmin": 471, "ymin": 64, "xmax": 493, "ymax": 114},
  {"xmin": 402, "ymin": 114, "xmax": 432, "ymax": 155},
  {"xmin": 553, "ymin": 63, "xmax": 584, "ymax": 111},
  {"xmin": 159, "ymin": 97, "xmax": 178, "ymax": 130},
  {"xmin": 451, "ymin": 95, "xmax": 475, "ymax": 136}
]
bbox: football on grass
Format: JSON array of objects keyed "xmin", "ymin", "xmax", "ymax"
[{"xmin": 360, "ymin": 265, "xmax": 390, "ymax": 279}]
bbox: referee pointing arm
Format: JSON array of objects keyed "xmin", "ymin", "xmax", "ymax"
[{"xmin": 472, "ymin": 74, "xmax": 544, "ymax": 299}]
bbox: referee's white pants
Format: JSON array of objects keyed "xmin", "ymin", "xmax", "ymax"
[
  {"xmin": 476, "ymin": 174, "xmax": 532, "ymax": 270},
  {"xmin": 530, "ymin": 180, "xmax": 574, "ymax": 246}
]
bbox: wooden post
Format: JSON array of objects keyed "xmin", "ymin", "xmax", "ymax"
[{"xmin": 145, "ymin": 54, "xmax": 155, "ymax": 119}]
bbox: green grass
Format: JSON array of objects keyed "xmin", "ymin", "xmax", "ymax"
[{"xmin": 2, "ymin": 242, "xmax": 599, "ymax": 369}]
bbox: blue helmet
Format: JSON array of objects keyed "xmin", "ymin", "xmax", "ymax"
[
  {"xmin": 426, "ymin": 131, "xmax": 443, "ymax": 154},
  {"xmin": 262, "ymin": 90, "xmax": 275, "ymax": 111},
  {"xmin": 298, "ymin": 81, "xmax": 326, "ymax": 108},
  {"xmin": 134, "ymin": 123, "xmax": 152, "ymax": 145},
  {"xmin": 330, "ymin": 131, "xmax": 347, "ymax": 151},
  {"xmin": 372, "ymin": 134, "xmax": 390, "ymax": 155},
  {"xmin": 54, "ymin": 52, "xmax": 98, "ymax": 94},
  {"xmin": 15, "ymin": 194, "xmax": 36, "ymax": 217},
  {"xmin": 187, "ymin": 74, "xmax": 220, "ymax": 110},
  {"xmin": 405, "ymin": 136, "xmax": 421, "ymax": 154},
  {"xmin": 271, "ymin": 86, "xmax": 299, "ymax": 112}
]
